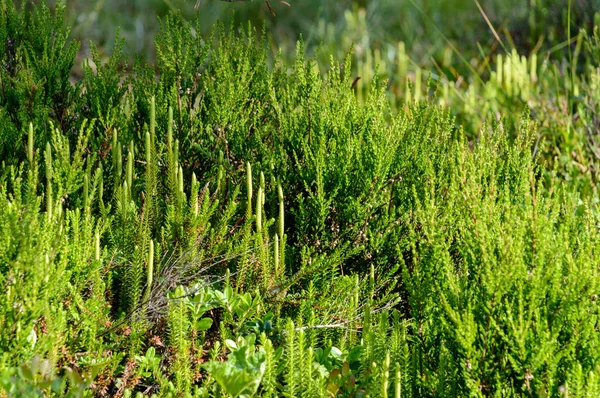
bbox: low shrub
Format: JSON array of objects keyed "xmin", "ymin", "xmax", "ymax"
[{"xmin": 1, "ymin": 2, "xmax": 600, "ymax": 396}]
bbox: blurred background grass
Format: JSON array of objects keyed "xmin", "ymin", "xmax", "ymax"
[
  {"xmin": 26, "ymin": 0, "xmax": 597, "ymax": 111},
  {"xmin": 33, "ymin": 0, "xmax": 597, "ymax": 69}
]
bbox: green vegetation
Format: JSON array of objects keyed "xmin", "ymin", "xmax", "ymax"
[{"xmin": 2, "ymin": 1, "xmax": 600, "ymax": 396}]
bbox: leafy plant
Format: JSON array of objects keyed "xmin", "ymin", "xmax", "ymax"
[{"xmin": 203, "ymin": 334, "xmax": 267, "ymax": 398}]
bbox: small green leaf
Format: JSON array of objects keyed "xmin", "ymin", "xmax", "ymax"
[
  {"xmin": 195, "ymin": 317, "xmax": 213, "ymax": 331},
  {"xmin": 226, "ymin": 339, "xmax": 238, "ymax": 350}
]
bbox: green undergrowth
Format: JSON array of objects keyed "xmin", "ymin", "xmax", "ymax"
[
  {"xmin": 2, "ymin": 2, "xmax": 600, "ymax": 397},
  {"xmin": 320, "ymin": 6, "xmax": 600, "ymax": 198}
]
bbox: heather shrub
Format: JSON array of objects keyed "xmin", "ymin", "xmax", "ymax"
[{"xmin": 1, "ymin": 2, "xmax": 600, "ymax": 397}]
